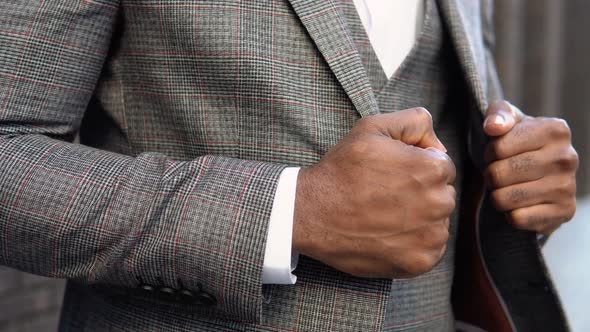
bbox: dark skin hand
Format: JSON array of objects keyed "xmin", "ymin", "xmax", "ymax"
[
  {"xmin": 293, "ymin": 108, "xmax": 456, "ymax": 279},
  {"xmin": 291, "ymin": 102, "xmax": 577, "ymax": 280},
  {"xmin": 483, "ymin": 100, "xmax": 579, "ymax": 235}
]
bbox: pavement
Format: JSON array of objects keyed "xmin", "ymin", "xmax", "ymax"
[{"xmin": 542, "ymin": 196, "xmax": 590, "ymax": 332}]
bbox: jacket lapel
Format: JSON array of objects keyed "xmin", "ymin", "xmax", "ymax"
[
  {"xmin": 286, "ymin": 0, "xmax": 490, "ymax": 118},
  {"xmin": 439, "ymin": 0, "xmax": 489, "ymax": 115},
  {"xmin": 286, "ymin": 0, "xmax": 379, "ymax": 118}
]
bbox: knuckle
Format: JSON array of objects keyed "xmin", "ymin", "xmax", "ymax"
[
  {"xmin": 406, "ymin": 253, "xmax": 436, "ymax": 276},
  {"xmin": 413, "ymin": 107, "xmax": 433, "ymax": 126},
  {"xmin": 491, "ymin": 189, "xmax": 508, "ymax": 210},
  {"xmin": 428, "ymin": 158, "xmax": 451, "ymax": 182},
  {"xmin": 489, "ymin": 140, "xmax": 506, "ymax": 160},
  {"xmin": 485, "ymin": 163, "xmax": 504, "ymax": 188},
  {"xmin": 565, "ymin": 202, "xmax": 577, "ymax": 221},
  {"xmin": 509, "ymin": 210, "xmax": 546, "ymax": 232},
  {"xmin": 554, "ymin": 147, "xmax": 579, "ymax": 171},
  {"xmin": 439, "ymin": 243, "xmax": 448, "ymax": 260},
  {"xmin": 428, "ymin": 204, "xmax": 446, "ymax": 220},
  {"xmin": 442, "ymin": 195, "xmax": 456, "ymax": 215},
  {"xmin": 427, "ymin": 193, "xmax": 455, "ymax": 219},
  {"xmin": 509, "ymin": 211, "xmax": 530, "ymax": 230},
  {"xmin": 423, "ymin": 225, "xmax": 449, "ymax": 249},
  {"xmin": 556, "ymin": 176, "xmax": 577, "ymax": 197},
  {"xmin": 555, "ymin": 206, "xmax": 576, "ymax": 226},
  {"xmin": 431, "ymin": 161, "xmax": 447, "ymax": 180},
  {"xmin": 447, "ymin": 196, "xmax": 457, "ymax": 214},
  {"xmin": 435, "ymin": 225, "xmax": 450, "ymax": 246},
  {"xmin": 447, "ymin": 160, "xmax": 457, "ymax": 183},
  {"xmin": 548, "ymin": 118, "xmax": 572, "ymax": 139},
  {"xmin": 448, "ymin": 185, "xmax": 457, "ymax": 201}
]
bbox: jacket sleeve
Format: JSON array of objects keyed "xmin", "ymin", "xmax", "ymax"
[{"xmin": 0, "ymin": 0, "xmax": 286, "ymax": 322}]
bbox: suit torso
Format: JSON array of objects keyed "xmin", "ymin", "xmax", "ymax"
[
  {"xmin": 55, "ymin": 0, "xmax": 566, "ymax": 331},
  {"xmin": 70, "ymin": 1, "xmax": 467, "ymax": 331},
  {"xmin": 0, "ymin": 0, "xmax": 568, "ymax": 330}
]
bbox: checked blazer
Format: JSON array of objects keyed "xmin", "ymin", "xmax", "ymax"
[{"xmin": 0, "ymin": 0, "xmax": 567, "ymax": 331}]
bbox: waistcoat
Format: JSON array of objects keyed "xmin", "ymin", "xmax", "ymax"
[{"xmin": 338, "ymin": 0, "xmax": 469, "ymax": 330}]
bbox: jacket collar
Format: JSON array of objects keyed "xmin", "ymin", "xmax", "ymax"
[{"xmin": 287, "ymin": 0, "xmax": 489, "ymax": 117}]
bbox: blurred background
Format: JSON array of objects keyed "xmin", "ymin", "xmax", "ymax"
[{"xmin": 0, "ymin": 0, "xmax": 588, "ymax": 331}]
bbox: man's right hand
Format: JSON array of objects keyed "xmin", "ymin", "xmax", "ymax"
[{"xmin": 293, "ymin": 107, "xmax": 456, "ymax": 279}]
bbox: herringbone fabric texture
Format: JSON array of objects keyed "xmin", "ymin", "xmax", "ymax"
[{"xmin": 0, "ymin": 0, "xmax": 556, "ymax": 331}]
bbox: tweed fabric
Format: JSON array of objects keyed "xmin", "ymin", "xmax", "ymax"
[
  {"xmin": 0, "ymin": 0, "xmax": 566, "ymax": 331},
  {"xmin": 0, "ymin": 0, "xmax": 386, "ymax": 330}
]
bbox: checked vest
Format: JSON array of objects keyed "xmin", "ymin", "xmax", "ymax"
[{"xmin": 339, "ymin": 0, "xmax": 470, "ymax": 330}]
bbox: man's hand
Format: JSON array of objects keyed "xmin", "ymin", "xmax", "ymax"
[
  {"xmin": 483, "ymin": 100, "xmax": 578, "ymax": 235},
  {"xmin": 293, "ymin": 108, "xmax": 456, "ymax": 279}
]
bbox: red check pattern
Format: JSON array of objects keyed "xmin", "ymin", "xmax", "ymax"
[{"xmin": 0, "ymin": 0, "xmax": 537, "ymax": 331}]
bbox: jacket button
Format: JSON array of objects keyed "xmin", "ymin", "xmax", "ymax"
[
  {"xmin": 140, "ymin": 284, "xmax": 155, "ymax": 292},
  {"xmin": 158, "ymin": 286, "xmax": 176, "ymax": 295},
  {"xmin": 157, "ymin": 286, "xmax": 176, "ymax": 301},
  {"xmin": 178, "ymin": 289, "xmax": 195, "ymax": 302},
  {"xmin": 158, "ymin": 287, "xmax": 176, "ymax": 295},
  {"xmin": 196, "ymin": 291, "xmax": 217, "ymax": 306}
]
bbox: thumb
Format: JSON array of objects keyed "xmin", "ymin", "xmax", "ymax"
[
  {"xmin": 367, "ymin": 107, "xmax": 447, "ymax": 151},
  {"xmin": 483, "ymin": 100, "xmax": 525, "ymax": 137}
]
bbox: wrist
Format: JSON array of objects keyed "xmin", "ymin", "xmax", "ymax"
[{"xmin": 292, "ymin": 167, "xmax": 316, "ymax": 256}]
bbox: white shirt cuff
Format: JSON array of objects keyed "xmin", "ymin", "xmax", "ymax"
[{"xmin": 261, "ymin": 167, "xmax": 300, "ymax": 284}]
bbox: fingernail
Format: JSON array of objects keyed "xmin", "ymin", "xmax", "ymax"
[
  {"xmin": 485, "ymin": 113, "xmax": 506, "ymax": 127},
  {"xmin": 426, "ymin": 147, "xmax": 449, "ymax": 159}
]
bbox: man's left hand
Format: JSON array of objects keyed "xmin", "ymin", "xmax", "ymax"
[{"xmin": 483, "ymin": 100, "xmax": 578, "ymax": 235}]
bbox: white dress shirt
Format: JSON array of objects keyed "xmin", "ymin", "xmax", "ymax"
[{"xmin": 261, "ymin": 0, "xmax": 423, "ymax": 284}]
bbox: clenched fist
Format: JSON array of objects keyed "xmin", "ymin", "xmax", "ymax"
[
  {"xmin": 293, "ymin": 108, "xmax": 456, "ymax": 279},
  {"xmin": 484, "ymin": 100, "xmax": 578, "ymax": 235}
]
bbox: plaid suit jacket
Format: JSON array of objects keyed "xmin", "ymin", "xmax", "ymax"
[{"xmin": 0, "ymin": 0, "xmax": 566, "ymax": 331}]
